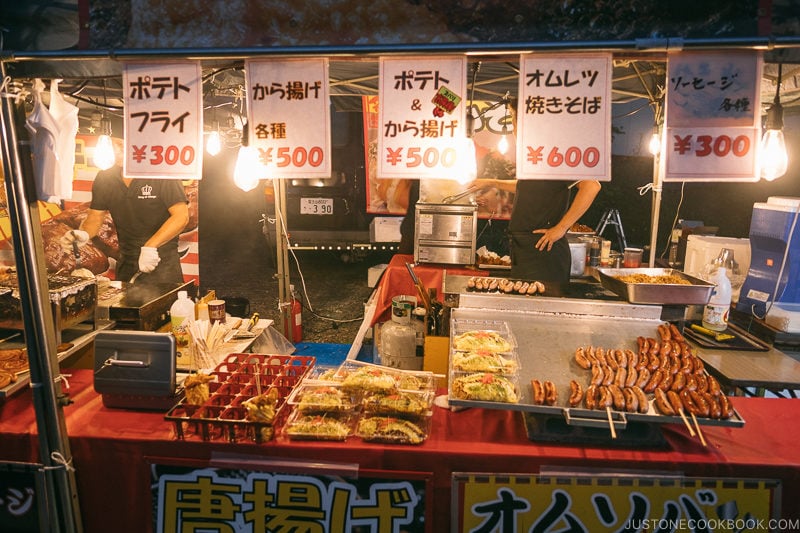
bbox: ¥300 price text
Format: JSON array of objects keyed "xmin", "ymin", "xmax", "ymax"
[
  {"xmin": 672, "ymin": 134, "xmax": 751, "ymax": 158},
  {"xmin": 384, "ymin": 146, "xmax": 458, "ymax": 168},
  {"xmin": 130, "ymin": 145, "xmax": 196, "ymax": 166},
  {"xmin": 525, "ymin": 145, "xmax": 600, "ymax": 168}
]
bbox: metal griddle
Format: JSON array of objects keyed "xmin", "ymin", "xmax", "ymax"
[
  {"xmin": 447, "ymin": 283, "xmax": 745, "ymax": 445},
  {"xmin": 102, "ymin": 280, "xmax": 195, "ymax": 331}
]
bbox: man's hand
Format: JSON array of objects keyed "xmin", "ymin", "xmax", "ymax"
[
  {"xmin": 138, "ymin": 247, "xmax": 161, "ymax": 273},
  {"xmin": 59, "ymin": 230, "xmax": 89, "ymax": 252}
]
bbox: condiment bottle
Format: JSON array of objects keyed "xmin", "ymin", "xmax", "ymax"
[
  {"xmin": 702, "ymin": 267, "xmax": 732, "ymax": 332},
  {"xmin": 170, "ymin": 290, "xmax": 194, "ymax": 349}
]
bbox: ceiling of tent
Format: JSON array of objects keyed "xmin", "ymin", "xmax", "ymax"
[{"xmin": 4, "ymin": 52, "xmax": 799, "ymax": 141}]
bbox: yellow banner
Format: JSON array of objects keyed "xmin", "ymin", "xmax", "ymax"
[{"xmin": 456, "ymin": 473, "xmax": 783, "ymax": 532}]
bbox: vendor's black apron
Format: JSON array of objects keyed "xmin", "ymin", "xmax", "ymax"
[
  {"xmin": 508, "ymin": 180, "xmax": 572, "ymax": 283},
  {"xmin": 116, "ymin": 244, "xmax": 183, "ymax": 285}
]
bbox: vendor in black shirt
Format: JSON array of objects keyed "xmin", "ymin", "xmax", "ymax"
[
  {"xmin": 62, "ymin": 165, "xmax": 189, "ymax": 285},
  {"xmin": 469, "ymin": 178, "xmax": 600, "ymax": 282}
]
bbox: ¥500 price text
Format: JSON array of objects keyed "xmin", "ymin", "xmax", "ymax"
[
  {"xmin": 384, "ymin": 146, "xmax": 458, "ymax": 168},
  {"xmin": 259, "ymin": 146, "xmax": 325, "ymax": 168}
]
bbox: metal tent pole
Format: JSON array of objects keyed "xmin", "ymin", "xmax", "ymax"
[
  {"xmin": 0, "ymin": 63, "xmax": 83, "ymax": 532},
  {"xmin": 273, "ymin": 178, "xmax": 292, "ymax": 339}
]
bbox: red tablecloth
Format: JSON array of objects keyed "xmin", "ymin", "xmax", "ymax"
[
  {"xmin": 2, "ymin": 370, "xmax": 800, "ymax": 532},
  {"xmin": 371, "ymin": 254, "xmax": 486, "ymax": 325}
]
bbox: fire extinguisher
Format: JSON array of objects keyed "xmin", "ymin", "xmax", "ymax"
[{"xmin": 285, "ymin": 284, "xmax": 303, "ymax": 343}]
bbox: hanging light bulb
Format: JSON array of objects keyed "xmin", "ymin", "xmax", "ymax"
[
  {"xmin": 760, "ymin": 64, "xmax": 788, "ymax": 181},
  {"xmin": 648, "ymin": 130, "xmax": 661, "ymax": 156},
  {"xmin": 233, "ymin": 145, "xmax": 262, "ymax": 192},
  {"xmin": 93, "ymin": 117, "xmax": 115, "ymax": 170},
  {"xmin": 497, "ymin": 126, "xmax": 509, "ymax": 154},
  {"xmin": 206, "ymin": 129, "xmax": 221, "ymax": 156}
]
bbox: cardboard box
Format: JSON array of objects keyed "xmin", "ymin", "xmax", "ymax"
[
  {"xmin": 369, "ymin": 216, "xmax": 403, "ymax": 243},
  {"xmin": 423, "ymin": 336, "xmax": 450, "ymax": 389}
]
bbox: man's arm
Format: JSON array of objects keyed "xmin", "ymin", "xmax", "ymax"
[
  {"xmin": 79, "ymin": 209, "xmax": 108, "ymax": 239},
  {"xmin": 144, "ymin": 202, "xmax": 189, "ymax": 249},
  {"xmin": 533, "ymin": 180, "xmax": 601, "ymax": 251}
]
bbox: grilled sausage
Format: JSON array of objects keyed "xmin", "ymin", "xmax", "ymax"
[
  {"xmin": 568, "ymin": 380, "xmax": 583, "ymax": 407},
  {"xmin": 575, "ymin": 347, "xmax": 592, "ymax": 370},
  {"xmin": 654, "ymin": 388, "xmax": 676, "ymax": 416},
  {"xmin": 631, "ymin": 385, "xmax": 649, "ymax": 413},
  {"xmin": 670, "ymin": 371, "xmax": 686, "ymax": 392},
  {"xmin": 624, "ymin": 366, "xmax": 638, "ymax": 388},
  {"xmin": 597, "ymin": 386, "xmax": 613, "ymax": 409},
  {"xmin": 608, "ymin": 384, "xmax": 626, "ymax": 411},
  {"xmin": 643, "ymin": 369, "xmax": 664, "ymax": 394},
  {"xmin": 614, "ymin": 367, "xmax": 627, "ymax": 388},
  {"xmin": 635, "ymin": 367, "xmax": 651, "ymax": 389},
  {"xmin": 590, "ymin": 364, "xmax": 604, "ymax": 387},
  {"xmin": 705, "ymin": 392, "xmax": 722, "ymax": 419},
  {"xmin": 543, "ymin": 380, "xmax": 557, "ymax": 406},
  {"xmin": 707, "ymin": 375, "xmax": 722, "ymax": 397},
  {"xmin": 531, "ymin": 379, "xmax": 545, "ymax": 405},
  {"xmin": 667, "ymin": 390, "xmax": 684, "ymax": 415},
  {"xmin": 584, "ymin": 384, "xmax": 598, "ymax": 410},
  {"xmin": 622, "ymin": 386, "xmax": 638, "ymax": 413},
  {"xmin": 718, "ymin": 394, "xmax": 734, "ymax": 419}
]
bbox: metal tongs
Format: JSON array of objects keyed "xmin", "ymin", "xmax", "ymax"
[
  {"xmin": 404, "ymin": 262, "xmax": 432, "ymax": 314},
  {"xmin": 441, "ymin": 188, "xmax": 479, "ymax": 205}
]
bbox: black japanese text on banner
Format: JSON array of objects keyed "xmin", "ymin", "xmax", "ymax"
[
  {"xmin": 665, "ymin": 51, "xmax": 762, "ymax": 182},
  {"xmin": 123, "ymin": 61, "xmax": 203, "ymax": 180},
  {"xmin": 245, "ymin": 58, "xmax": 331, "ymax": 179},
  {"xmin": 517, "ymin": 52, "xmax": 612, "ymax": 182},
  {"xmin": 378, "ymin": 56, "xmax": 468, "ymax": 181}
]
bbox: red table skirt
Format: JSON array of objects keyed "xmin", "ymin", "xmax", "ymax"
[{"xmin": 2, "ymin": 369, "xmax": 800, "ymax": 532}]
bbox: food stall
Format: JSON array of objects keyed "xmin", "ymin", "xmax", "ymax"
[{"xmin": 3, "ymin": 37, "xmax": 800, "ymax": 532}]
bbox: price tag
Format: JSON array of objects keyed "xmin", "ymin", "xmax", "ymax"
[
  {"xmin": 300, "ymin": 198, "xmax": 333, "ymax": 215},
  {"xmin": 123, "ymin": 61, "xmax": 203, "ymax": 180},
  {"xmin": 516, "ymin": 52, "xmax": 612, "ymax": 181},
  {"xmin": 378, "ymin": 56, "xmax": 467, "ymax": 180},
  {"xmin": 664, "ymin": 51, "xmax": 762, "ymax": 182},
  {"xmin": 245, "ymin": 58, "xmax": 331, "ymax": 179}
]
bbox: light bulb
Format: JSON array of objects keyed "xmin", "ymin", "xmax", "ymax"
[
  {"xmin": 497, "ymin": 134, "xmax": 509, "ymax": 155},
  {"xmin": 93, "ymin": 135, "xmax": 116, "ymax": 170},
  {"xmin": 454, "ymin": 137, "xmax": 477, "ymax": 185},
  {"xmin": 760, "ymin": 129, "xmax": 788, "ymax": 181},
  {"xmin": 648, "ymin": 132, "xmax": 661, "ymax": 156},
  {"xmin": 206, "ymin": 130, "xmax": 221, "ymax": 156},
  {"xmin": 233, "ymin": 146, "xmax": 262, "ymax": 192}
]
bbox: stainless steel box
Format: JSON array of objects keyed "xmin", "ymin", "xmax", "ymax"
[{"xmin": 414, "ymin": 203, "xmax": 477, "ymax": 265}]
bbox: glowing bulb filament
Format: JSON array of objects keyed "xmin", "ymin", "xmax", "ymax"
[
  {"xmin": 760, "ymin": 129, "xmax": 788, "ymax": 181},
  {"xmin": 93, "ymin": 135, "xmax": 116, "ymax": 170},
  {"xmin": 206, "ymin": 130, "xmax": 221, "ymax": 156},
  {"xmin": 648, "ymin": 132, "xmax": 661, "ymax": 156},
  {"xmin": 233, "ymin": 146, "xmax": 263, "ymax": 192},
  {"xmin": 497, "ymin": 134, "xmax": 509, "ymax": 155}
]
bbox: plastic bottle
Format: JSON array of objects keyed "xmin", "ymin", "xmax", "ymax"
[
  {"xmin": 702, "ymin": 267, "xmax": 732, "ymax": 332},
  {"xmin": 170, "ymin": 290, "xmax": 195, "ymax": 348}
]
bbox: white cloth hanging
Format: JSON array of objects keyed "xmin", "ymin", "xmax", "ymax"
[
  {"xmin": 48, "ymin": 79, "xmax": 79, "ymax": 201},
  {"xmin": 24, "ymin": 78, "xmax": 61, "ymax": 203}
]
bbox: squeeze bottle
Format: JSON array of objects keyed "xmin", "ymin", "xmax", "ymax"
[
  {"xmin": 702, "ymin": 267, "xmax": 732, "ymax": 332},
  {"xmin": 170, "ymin": 290, "xmax": 194, "ymax": 348}
]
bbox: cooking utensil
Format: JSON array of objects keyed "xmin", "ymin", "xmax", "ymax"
[
  {"xmin": 441, "ymin": 188, "xmax": 479, "ymax": 204},
  {"xmin": 129, "ymin": 271, "xmax": 143, "ymax": 285},
  {"xmin": 0, "ymin": 332, "xmax": 21, "ymax": 344},
  {"xmin": 404, "ymin": 262, "xmax": 432, "ymax": 314}
]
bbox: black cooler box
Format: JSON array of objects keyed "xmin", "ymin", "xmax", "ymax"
[{"xmin": 93, "ymin": 331, "xmax": 179, "ymax": 410}]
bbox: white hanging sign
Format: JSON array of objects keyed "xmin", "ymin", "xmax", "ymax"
[
  {"xmin": 664, "ymin": 50, "xmax": 762, "ymax": 182},
  {"xmin": 378, "ymin": 56, "xmax": 468, "ymax": 180},
  {"xmin": 516, "ymin": 52, "xmax": 612, "ymax": 181},
  {"xmin": 123, "ymin": 61, "xmax": 203, "ymax": 179},
  {"xmin": 245, "ymin": 58, "xmax": 331, "ymax": 179}
]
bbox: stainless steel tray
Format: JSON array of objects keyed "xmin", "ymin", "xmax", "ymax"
[
  {"xmin": 448, "ymin": 307, "xmax": 745, "ymax": 432},
  {"xmin": 597, "ymin": 268, "xmax": 714, "ymax": 305}
]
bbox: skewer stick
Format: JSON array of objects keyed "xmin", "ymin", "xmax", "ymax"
[
  {"xmin": 606, "ymin": 407, "xmax": 617, "ymax": 439},
  {"xmin": 678, "ymin": 408, "xmax": 696, "ymax": 437},
  {"xmin": 690, "ymin": 412, "xmax": 707, "ymax": 447}
]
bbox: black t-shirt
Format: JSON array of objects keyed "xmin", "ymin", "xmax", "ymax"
[
  {"xmin": 90, "ymin": 166, "xmax": 187, "ymax": 282},
  {"xmin": 507, "ymin": 180, "xmax": 572, "ymax": 282},
  {"xmin": 508, "ymin": 180, "xmax": 570, "ymax": 233}
]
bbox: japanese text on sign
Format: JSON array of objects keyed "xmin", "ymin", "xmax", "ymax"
[
  {"xmin": 245, "ymin": 58, "xmax": 331, "ymax": 179},
  {"xmin": 123, "ymin": 61, "xmax": 203, "ymax": 180},
  {"xmin": 456, "ymin": 474, "xmax": 781, "ymax": 533},
  {"xmin": 378, "ymin": 56, "xmax": 467, "ymax": 180},
  {"xmin": 664, "ymin": 51, "xmax": 762, "ymax": 182},
  {"xmin": 517, "ymin": 53, "xmax": 612, "ymax": 181},
  {"xmin": 156, "ymin": 468, "xmax": 424, "ymax": 533}
]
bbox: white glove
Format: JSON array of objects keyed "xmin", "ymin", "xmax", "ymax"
[
  {"xmin": 60, "ymin": 229, "xmax": 89, "ymax": 252},
  {"xmin": 138, "ymin": 246, "xmax": 161, "ymax": 273}
]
